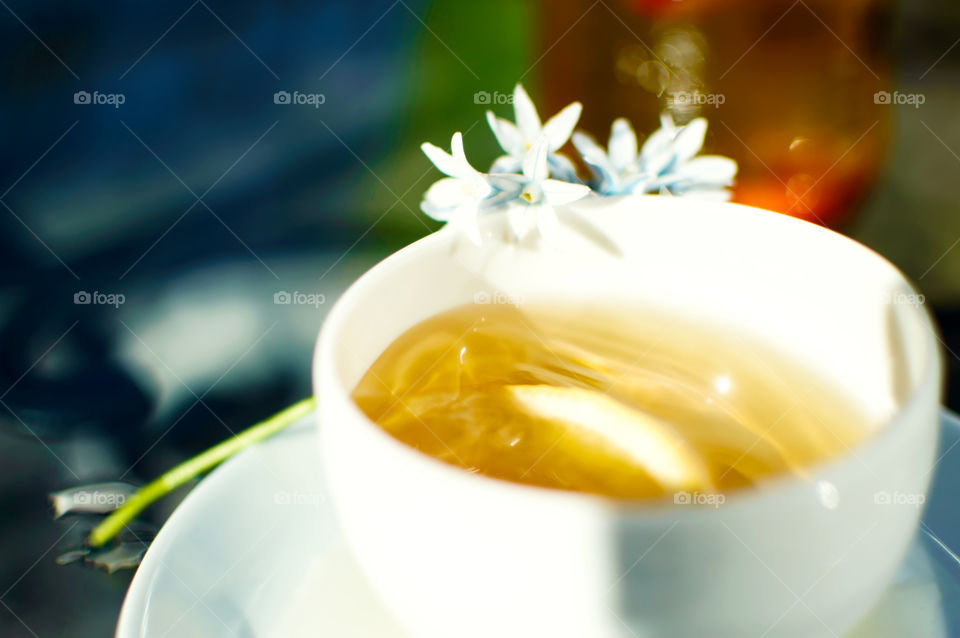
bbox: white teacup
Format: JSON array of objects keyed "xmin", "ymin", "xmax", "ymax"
[{"xmin": 312, "ymin": 196, "xmax": 941, "ymax": 638}]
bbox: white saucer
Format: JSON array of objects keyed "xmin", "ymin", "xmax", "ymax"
[{"xmin": 117, "ymin": 412, "xmax": 960, "ymax": 638}]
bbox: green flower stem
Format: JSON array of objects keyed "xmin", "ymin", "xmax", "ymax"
[{"xmin": 87, "ymin": 396, "xmax": 317, "ymax": 548}]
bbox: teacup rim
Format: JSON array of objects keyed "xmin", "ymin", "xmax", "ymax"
[{"xmin": 313, "ymin": 196, "xmax": 941, "ymax": 513}]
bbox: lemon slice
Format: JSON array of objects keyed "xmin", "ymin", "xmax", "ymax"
[{"xmin": 506, "ymin": 385, "xmax": 713, "ymax": 492}]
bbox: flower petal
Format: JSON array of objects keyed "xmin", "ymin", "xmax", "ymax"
[
  {"xmin": 629, "ymin": 177, "xmax": 659, "ymax": 195},
  {"xmin": 487, "ymin": 112, "xmax": 525, "ymax": 157},
  {"xmin": 421, "ymin": 199, "xmax": 453, "ymax": 222},
  {"xmin": 659, "ymin": 112, "xmax": 676, "ymax": 133},
  {"xmin": 487, "ymin": 173, "xmax": 525, "ymax": 191},
  {"xmin": 651, "ymin": 156, "xmax": 737, "ymax": 193},
  {"xmin": 641, "ymin": 147, "xmax": 674, "ymax": 179},
  {"xmin": 674, "ymin": 155, "xmax": 738, "ymax": 186},
  {"xmin": 572, "ymin": 131, "xmax": 617, "ymax": 191},
  {"xmin": 420, "ymin": 141, "xmax": 461, "ymax": 178},
  {"xmin": 542, "ymin": 102, "xmax": 583, "ymax": 151},
  {"xmin": 541, "ymin": 179, "xmax": 591, "ymax": 205},
  {"xmin": 472, "ymin": 174, "xmax": 496, "ymax": 199},
  {"xmin": 671, "ymin": 118, "xmax": 708, "ymax": 164},
  {"xmin": 639, "ymin": 127, "xmax": 675, "ymax": 174},
  {"xmin": 513, "ymin": 83, "xmax": 542, "ymax": 140},
  {"xmin": 608, "ymin": 118, "xmax": 638, "ymax": 171},
  {"xmin": 547, "ymin": 152, "xmax": 581, "ymax": 183},
  {"xmin": 450, "ymin": 132, "xmax": 466, "ymax": 164},
  {"xmin": 452, "ymin": 132, "xmax": 484, "ymax": 178},
  {"xmin": 422, "ymin": 177, "xmax": 468, "ymax": 215},
  {"xmin": 483, "ymin": 173, "xmax": 524, "ymax": 209},
  {"xmin": 484, "ymin": 191, "xmax": 522, "ymax": 210},
  {"xmin": 490, "ymin": 155, "xmax": 523, "ymax": 175},
  {"xmin": 523, "ymin": 135, "xmax": 550, "ymax": 182},
  {"xmin": 571, "ymin": 131, "xmax": 606, "ymax": 164}
]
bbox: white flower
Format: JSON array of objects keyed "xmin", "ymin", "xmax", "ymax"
[
  {"xmin": 420, "ymin": 132, "xmax": 499, "ymax": 245},
  {"xmin": 420, "ymin": 98, "xmax": 740, "ymax": 249},
  {"xmin": 638, "ymin": 114, "xmax": 738, "ymax": 198},
  {"xmin": 572, "ymin": 118, "xmax": 644, "ymax": 196},
  {"xmin": 573, "ymin": 113, "xmax": 737, "ymax": 199},
  {"xmin": 490, "ymin": 135, "xmax": 592, "ymax": 242},
  {"xmin": 486, "ymin": 84, "xmax": 582, "ymax": 182}
]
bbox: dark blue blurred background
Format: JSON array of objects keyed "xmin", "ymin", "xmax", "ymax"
[
  {"xmin": 0, "ymin": 1, "xmax": 532, "ymax": 634},
  {"xmin": 1, "ymin": 0, "xmax": 960, "ymax": 635}
]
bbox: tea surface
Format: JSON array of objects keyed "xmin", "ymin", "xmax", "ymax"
[{"xmin": 352, "ymin": 303, "xmax": 869, "ymax": 499}]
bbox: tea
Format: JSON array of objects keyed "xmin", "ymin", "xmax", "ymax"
[{"xmin": 352, "ymin": 302, "xmax": 869, "ymax": 499}]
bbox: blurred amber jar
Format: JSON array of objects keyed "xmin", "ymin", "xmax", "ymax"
[{"xmin": 538, "ymin": 0, "xmax": 893, "ymax": 227}]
